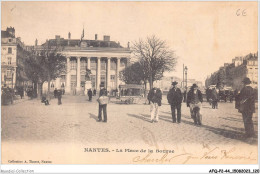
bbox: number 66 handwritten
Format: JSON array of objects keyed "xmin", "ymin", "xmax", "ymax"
[{"xmin": 236, "ymin": 9, "xmax": 247, "ymax": 16}]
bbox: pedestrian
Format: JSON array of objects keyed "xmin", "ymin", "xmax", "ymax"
[
  {"xmin": 187, "ymin": 84, "xmax": 203, "ymax": 124},
  {"xmin": 19, "ymin": 87, "xmax": 24, "ymax": 99},
  {"xmin": 237, "ymin": 77, "xmax": 256, "ymax": 138},
  {"xmin": 211, "ymin": 87, "xmax": 218, "ymax": 109},
  {"xmin": 97, "ymin": 87, "xmax": 109, "ymax": 122},
  {"xmin": 93, "ymin": 89, "xmax": 96, "ymax": 96},
  {"xmin": 54, "ymin": 88, "xmax": 58, "ymax": 98},
  {"xmin": 148, "ymin": 87, "xmax": 162, "ymax": 123},
  {"xmin": 147, "ymin": 89, "xmax": 152, "ymax": 105},
  {"xmin": 167, "ymin": 81, "xmax": 183, "ymax": 123},
  {"xmin": 88, "ymin": 89, "xmax": 93, "ymax": 101},
  {"xmin": 57, "ymin": 89, "xmax": 62, "ymax": 105}
]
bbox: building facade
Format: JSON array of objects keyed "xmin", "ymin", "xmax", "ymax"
[
  {"xmin": 1, "ymin": 27, "xmax": 28, "ymax": 89},
  {"xmin": 205, "ymin": 53, "xmax": 258, "ymax": 90},
  {"xmin": 36, "ymin": 33, "xmax": 131, "ymax": 95}
]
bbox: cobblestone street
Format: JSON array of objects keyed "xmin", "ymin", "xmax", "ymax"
[
  {"xmin": 1, "ymin": 95, "xmax": 258, "ymax": 164},
  {"xmin": 2, "ymin": 95, "xmax": 258, "ymax": 145}
]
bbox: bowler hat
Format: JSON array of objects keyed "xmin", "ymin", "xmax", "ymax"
[
  {"xmin": 242, "ymin": 77, "xmax": 251, "ymax": 85},
  {"xmin": 192, "ymin": 83, "xmax": 198, "ymax": 88},
  {"xmin": 172, "ymin": 81, "xmax": 178, "ymax": 86}
]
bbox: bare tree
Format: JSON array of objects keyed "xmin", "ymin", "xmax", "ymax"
[{"xmin": 132, "ymin": 35, "xmax": 177, "ymax": 89}]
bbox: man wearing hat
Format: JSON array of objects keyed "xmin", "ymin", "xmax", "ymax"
[
  {"xmin": 237, "ymin": 77, "xmax": 256, "ymax": 138},
  {"xmin": 167, "ymin": 81, "xmax": 183, "ymax": 123},
  {"xmin": 187, "ymin": 83, "xmax": 203, "ymax": 125}
]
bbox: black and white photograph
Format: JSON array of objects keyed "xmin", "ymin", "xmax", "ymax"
[{"xmin": 1, "ymin": 1, "xmax": 258, "ymax": 171}]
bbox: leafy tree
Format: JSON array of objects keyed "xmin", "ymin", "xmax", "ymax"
[
  {"xmin": 120, "ymin": 62, "xmax": 148, "ymax": 85},
  {"xmin": 24, "ymin": 41, "xmax": 66, "ymax": 100}
]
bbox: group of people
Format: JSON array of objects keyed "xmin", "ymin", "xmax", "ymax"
[
  {"xmin": 146, "ymin": 77, "xmax": 256, "ymax": 138},
  {"xmin": 147, "ymin": 81, "xmax": 203, "ymax": 125}
]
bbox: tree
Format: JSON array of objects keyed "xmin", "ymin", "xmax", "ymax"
[
  {"xmin": 38, "ymin": 42, "xmax": 66, "ymax": 100},
  {"xmin": 119, "ymin": 62, "xmax": 148, "ymax": 85},
  {"xmin": 24, "ymin": 41, "xmax": 66, "ymax": 100},
  {"xmin": 132, "ymin": 35, "xmax": 177, "ymax": 89}
]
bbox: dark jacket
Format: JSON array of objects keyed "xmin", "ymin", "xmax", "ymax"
[
  {"xmin": 148, "ymin": 88, "xmax": 162, "ymax": 106},
  {"xmin": 186, "ymin": 89, "xmax": 203, "ymax": 107},
  {"xmin": 237, "ymin": 86, "xmax": 255, "ymax": 113},
  {"xmin": 99, "ymin": 88, "xmax": 107, "ymax": 97},
  {"xmin": 211, "ymin": 89, "xmax": 218, "ymax": 101},
  {"xmin": 88, "ymin": 90, "xmax": 93, "ymax": 96},
  {"xmin": 167, "ymin": 87, "xmax": 182, "ymax": 105}
]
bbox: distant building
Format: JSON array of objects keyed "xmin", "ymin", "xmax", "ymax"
[
  {"xmin": 206, "ymin": 53, "xmax": 258, "ymax": 90},
  {"xmin": 232, "ymin": 57, "xmax": 243, "ymax": 67},
  {"xmin": 1, "ymin": 27, "xmax": 28, "ymax": 89},
  {"xmin": 34, "ymin": 33, "xmax": 131, "ymax": 95},
  {"xmin": 153, "ymin": 76, "xmax": 203, "ymax": 93}
]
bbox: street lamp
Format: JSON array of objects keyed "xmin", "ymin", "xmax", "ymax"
[{"xmin": 185, "ymin": 66, "xmax": 188, "ymax": 91}]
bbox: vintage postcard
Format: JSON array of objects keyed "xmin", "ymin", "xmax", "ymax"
[{"xmin": 1, "ymin": 1, "xmax": 258, "ymax": 167}]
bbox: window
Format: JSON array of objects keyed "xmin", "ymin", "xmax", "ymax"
[
  {"xmin": 120, "ymin": 60, "xmax": 125, "ymax": 67},
  {"xmin": 101, "ymin": 60, "xmax": 106, "ymax": 70},
  {"xmin": 111, "ymin": 60, "xmax": 116, "ymax": 70},
  {"xmin": 6, "ymin": 70, "xmax": 12, "ymax": 78},
  {"xmin": 70, "ymin": 60, "xmax": 76, "ymax": 70},
  {"xmin": 8, "ymin": 57, "xmax": 12, "ymax": 65},
  {"xmin": 71, "ymin": 75, "xmax": 77, "ymax": 82},
  {"xmin": 90, "ymin": 59, "xmax": 97, "ymax": 70},
  {"xmin": 80, "ymin": 60, "xmax": 87, "ymax": 70},
  {"xmin": 111, "ymin": 75, "xmax": 115, "ymax": 81},
  {"xmin": 9, "ymin": 39, "xmax": 12, "ymax": 42},
  {"xmin": 8, "ymin": 47, "xmax": 12, "ymax": 54}
]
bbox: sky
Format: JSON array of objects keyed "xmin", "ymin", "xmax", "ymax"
[{"xmin": 1, "ymin": 1, "xmax": 258, "ymax": 83}]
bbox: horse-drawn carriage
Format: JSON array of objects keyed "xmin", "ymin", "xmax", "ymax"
[{"xmin": 118, "ymin": 84, "xmax": 144, "ymax": 104}]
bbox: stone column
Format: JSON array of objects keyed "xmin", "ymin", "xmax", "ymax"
[
  {"xmin": 87, "ymin": 57, "xmax": 90, "ymax": 70},
  {"xmin": 107, "ymin": 57, "xmax": 111, "ymax": 92},
  {"xmin": 96, "ymin": 57, "xmax": 101, "ymax": 92},
  {"xmin": 76, "ymin": 57, "xmax": 81, "ymax": 94},
  {"xmin": 65, "ymin": 57, "xmax": 71, "ymax": 94},
  {"xmin": 116, "ymin": 57, "xmax": 121, "ymax": 89}
]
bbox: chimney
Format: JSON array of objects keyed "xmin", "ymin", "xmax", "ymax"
[
  {"xmin": 6, "ymin": 27, "xmax": 15, "ymax": 37},
  {"xmin": 35, "ymin": 39, "xmax": 38, "ymax": 46},
  {"xmin": 103, "ymin": 35, "xmax": 110, "ymax": 41},
  {"xmin": 95, "ymin": 34, "xmax": 98, "ymax": 40},
  {"xmin": 127, "ymin": 42, "xmax": 130, "ymax": 48},
  {"xmin": 68, "ymin": 32, "xmax": 71, "ymax": 46}
]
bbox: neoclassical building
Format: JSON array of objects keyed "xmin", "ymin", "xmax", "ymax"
[{"xmin": 36, "ymin": 33, "xmax": 131, "ymax": 95}]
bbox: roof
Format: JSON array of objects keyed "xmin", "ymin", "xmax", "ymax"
[
  {"xmin": 1, "ymin": 31, "xmax": 15, "ymax": 38},
  {"xmin": 42, "ymin": 38, "xmax": 123, "ymax": 48}
]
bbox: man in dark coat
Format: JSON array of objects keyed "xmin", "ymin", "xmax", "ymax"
[
  {"xmin": 148, "ymin": 87, "xmax": 162, "ymax": 123},
  {"xmin": 187, "ymin": 84, "xmax": 203, "ymax": 124},
  {"xmin": 54, "ymin": 88, "xmax": 58, "ymax": 98},
  {"xmin": 211, "ymin": 87, "xmax": 219, "ymax": 109},
  {"xmin": 87, "ymin": 89, "xmax": 93, "ymax": 101},
  {"xmin": 57, "ymin": 89, "xmax": 62, "ymax": 105},
  {"xmin": 237, "ymin": 77, "xmax": 255, "ymax": 138},
  {"xmin": 167, "ymin": 81, "xmax": 183, "ymax": 123}
]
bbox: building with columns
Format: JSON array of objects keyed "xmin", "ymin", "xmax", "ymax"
[{"xmin": 35, "ymin": 33, "xmax": 131, "ymax": 95}]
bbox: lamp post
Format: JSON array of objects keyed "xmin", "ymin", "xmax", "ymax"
[{"xmin": 185, "ymin": 66, "xmax": 188, "ymax": 91}]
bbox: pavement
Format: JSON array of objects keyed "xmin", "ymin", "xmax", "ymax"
[{"xmin": 2, "ymin": 94, "xmax": 258, "ymax": 146}]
